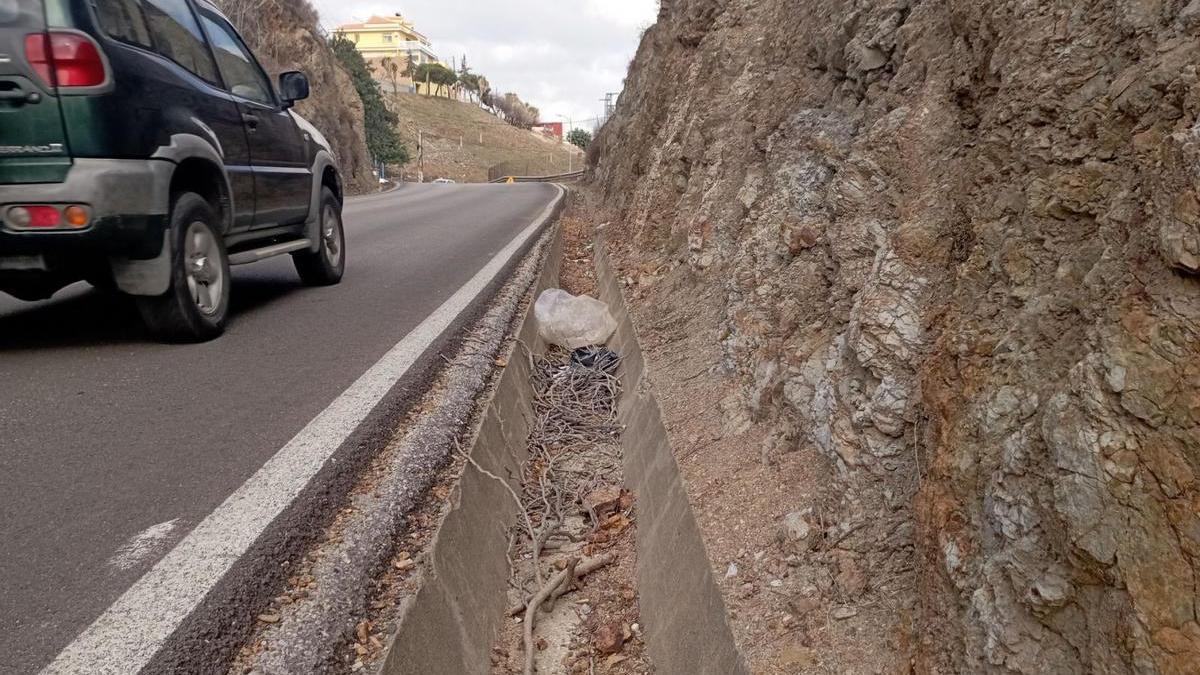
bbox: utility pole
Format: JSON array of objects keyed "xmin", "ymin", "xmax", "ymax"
[
  {"xmin": 558, "ymin": 114, "xmax": 575, "ymax": 172},
  {"xmin": 417, "ymin": 130, "xmax": 424, "ymax": 183}
]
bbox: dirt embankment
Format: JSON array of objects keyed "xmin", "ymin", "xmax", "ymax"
[
  {"xmin": 217, "ymin": 0, "xmax": 376, "ymax": 194},
  {"xmin": 589, "ymin": 1, "xmax": 1200, "ymax": 672},
  {"xmin": 389, "ymin": 93, "xmax": 582, "ymax": 183}
]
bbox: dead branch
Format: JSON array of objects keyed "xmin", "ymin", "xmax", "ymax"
[{"xmin": 520, "ymin": 554, "xmax": 615, "ymax": 675}]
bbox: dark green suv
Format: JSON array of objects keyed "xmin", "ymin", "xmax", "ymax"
[{"xmin": 0, "ymin": 0, "xmax": 346, "ymax": 341}]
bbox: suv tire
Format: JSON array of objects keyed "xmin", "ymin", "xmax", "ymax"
[
  {"xmin": 293, "ymin": 186, "xmax": 345, "ymax": 286},
  {"xmin": 136, "ymin": 193, "xmax": 231, "ymax": 342}
]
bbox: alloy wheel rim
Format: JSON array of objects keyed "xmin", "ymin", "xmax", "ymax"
[
  {"xmin": 322, "ymin": 205, "xmax": 342, "ymax": 268},
  {"xmin": 184, "ymin": 221, "xmax": 224, "ymax": 316}
]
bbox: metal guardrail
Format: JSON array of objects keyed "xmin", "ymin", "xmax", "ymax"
[{"xmin": 487, "ymin": 170, "xmax": 586, "ymax": 184}]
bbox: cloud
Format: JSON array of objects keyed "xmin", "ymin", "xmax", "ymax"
[{"xmin": 309, "ymin": 0, "xmax": 657, "ymax": 130}]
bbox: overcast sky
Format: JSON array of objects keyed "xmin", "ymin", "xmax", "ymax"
[{"xmin": 309, "ymin": 0, "xmax": 658, "ymax": 131}]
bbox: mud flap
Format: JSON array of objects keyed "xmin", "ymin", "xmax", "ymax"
[{"xmin": 111, "ymin": 231, "xmax": 171, "ymax": 296}]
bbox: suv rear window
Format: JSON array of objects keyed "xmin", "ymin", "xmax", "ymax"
[
  {"xmin": 93, "ymin": 0, "xmax": 218, "ymax": 84},
  {"xmin": 94, "ymin": 0, "xmax": 153, "ymax": 47}
]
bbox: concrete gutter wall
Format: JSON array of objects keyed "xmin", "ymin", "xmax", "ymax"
[
  {"xmin": 381, "ymin": 224, "xmax": 745, "ymax": 674},
  {"xmin": 595, "ymin": 242, "xmax": 749, "ymax": 675},
  {"xmin": 380, "ymin": 230, "xmax": 560, "ymax": 675}
]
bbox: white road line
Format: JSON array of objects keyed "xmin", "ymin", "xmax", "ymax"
[{"xmin": 43, "ymin": 184, "xmax": 564, "ymax": 675}]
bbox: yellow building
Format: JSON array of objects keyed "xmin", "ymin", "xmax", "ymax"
[{"xmin": 335, "ymin": 14, "xmax": 440, "ymax": 72}]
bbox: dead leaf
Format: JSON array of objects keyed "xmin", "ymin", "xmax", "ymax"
[
  {"xmin": 495, "ymin": 357, "xmax": 509, "ymax": 367},
  {"xmin": 618, "ymin": 490, "xmax": 634, "ymax": 511},
  {"xmin": 605, "ymin": 653, "xmax": 628, "ymax": 667},
  {"xmin": 355, "ymin": 619, "xmax": 371, "ymax": 643},
  {"xmin": 601, "ymin": 514, "xmax": 631, "ymax": 533},
  {"xmin": 584, "ymin": 486, "xmax": 623, "ymax": 519},
  {"xmin": 393, "ymin": 558, "xmax": 416, "ymax": 571}
]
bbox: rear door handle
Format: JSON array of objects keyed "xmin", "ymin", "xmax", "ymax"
[
  {"xmin": 0, "ymin": 87, "xmax": 39, "ymax": 105},
  {"xmin": 242, "ymin": 113, "xmax": 259, "ymax": 130}
]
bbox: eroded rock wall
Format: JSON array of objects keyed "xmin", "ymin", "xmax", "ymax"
[{"xmin": 592, "ymin": 1, "xmax": 1200, "ymax": 671}]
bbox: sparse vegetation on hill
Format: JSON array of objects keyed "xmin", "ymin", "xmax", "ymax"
[
  {"xmin": 389, "ymin": 93, "xmax": 581, "ymax": 183},
  {"xmin": 566, "ymin": 129, "xmax": 591, "ymax": 150},
  {"xmin": 330, "ymin": 37, "xmax": 410, "ymax": 166},
  {"xmin": 486, "ymin": 91, "xmax": 540, "ymax": 130}
]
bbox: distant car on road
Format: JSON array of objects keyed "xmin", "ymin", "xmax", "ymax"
[
  {"xmin": 0, "ymin": 0, "xmax": 345, "ymax": 341},
  {"xmin": 432, "ymin": 178, "xmax": 456, "ymax": 184}
]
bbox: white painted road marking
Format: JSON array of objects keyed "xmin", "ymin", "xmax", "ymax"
[
  {"xmin": 106, "ymin": 519, "xmax": 182, "ymax": 572},
  {"xmin": 43, "ymin": 185, "xmax": 564, "ymax": 675}
]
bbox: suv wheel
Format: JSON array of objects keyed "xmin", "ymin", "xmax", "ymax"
[
  {"xmin": 293, "ymin": 186, "xmax": 345, "ymax": 286},
  {"xmin": 137, "ymin": 193, "xmax": 231, "ymax": 342}
]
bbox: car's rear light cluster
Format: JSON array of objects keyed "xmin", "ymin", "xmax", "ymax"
[
  {"xmin": 24, "ymin": 31, "xmax": 108, "ymax": 89},
  {"xmin": 4, "ymin": 204, "xmax": 92, "ymax": 230}
]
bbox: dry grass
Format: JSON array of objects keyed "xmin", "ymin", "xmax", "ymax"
[{"xmin": 389, "ymin": 93, "xmax": 583, "ymax": 183}]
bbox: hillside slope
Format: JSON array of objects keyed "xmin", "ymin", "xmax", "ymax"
[
  {"xmin": 591, "ymin": 1, "xmax": 1200, "ymax": 673},
  {"xmin": 389, "ymin": 93, "xmax": 582, "ymax": 182},
  {"xmin": 217, "ymin": 0, "xmax": 375, "ymax": 194}
]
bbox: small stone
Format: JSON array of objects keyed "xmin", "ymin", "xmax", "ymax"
[
  {"xmin": 1028, "ymin": 574, "xmax": 1073, "ymax": 609},
  {"xmin": 831, "ymin": 606, "xmax": 858, "ymax": 620},
  {"xmin": 593, "ymin": 622, "xmax": 625, "ymax": 655},
  {"xmin": 393, "ymin": 558, "xmax": 416, "ymax": 571},
  {"xmin": 1182, "ymin": 0, "xmax": 1200, "ymax": 27},
  {"xmin": 257, "ymin": 613, "xmax": 280, "ymax": 623},
  {"xmin": 776, "ymin": 511, "xmax": 812, "ymax": 547},
  {"xmin": 859, "ymin": 45, "xmax": 888, "ymax": 70}
]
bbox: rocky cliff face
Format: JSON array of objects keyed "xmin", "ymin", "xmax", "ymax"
[
  {"xmin": 592, "ymin": 1, "xmax": 1200, "ymax": 672},
  {"xmin": 217, "ymin": 0, "xmax": 375, "ymax": 194}
]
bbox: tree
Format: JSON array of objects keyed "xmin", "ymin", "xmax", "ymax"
[
  {"xmin": 459, "ymin": 73, "xmax": 478, "ymax": 100},
  {"xmin": 477, "ymin": 77, "xmax": 495, "ymax": 111},
  {"xmin": 566, "ymin": 128, "xmax": 592, "ymax": 150},
  {"xmin": 330, "ymin": 36, "xmax": 409, "ymax": 165},
  {"xmin": 380, "ymin": 57, "xmax": 401, "ymax": 95},
  {"xmin": 413, "ymin": 63, "xmax": 457, "ymax": 97},
  {"xmin": 494, "ymin": 92, "xmax": 539, "ymax": 129}
]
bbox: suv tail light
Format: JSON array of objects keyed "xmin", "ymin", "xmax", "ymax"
[{"xmin": 24, "ymin": 31, "xmax": 108, "ymax": 89}]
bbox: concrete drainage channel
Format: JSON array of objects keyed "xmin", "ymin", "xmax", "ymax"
[{"xmin": 376, "ymin": 228, "xmax": 748, "ymax": 674}]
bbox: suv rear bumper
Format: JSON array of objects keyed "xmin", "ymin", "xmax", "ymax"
[{"xmin": 0, "ymin": 158, "xmax": 173, "ymax": 260}]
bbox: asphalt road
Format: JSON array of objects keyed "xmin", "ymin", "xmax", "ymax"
[{"xmin": 0, "ymin": 182, "xmax": 560, "ymax": 674}]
